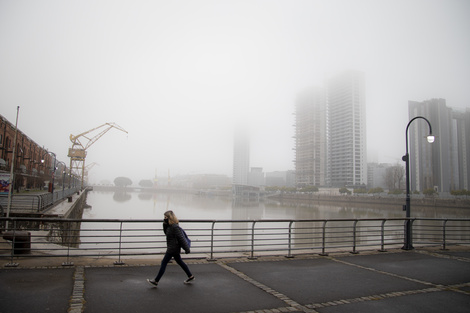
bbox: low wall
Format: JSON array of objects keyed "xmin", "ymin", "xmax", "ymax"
[
  {"xmin": 2, "ymin": 189, "xmax": 90, "ymax": 232},
  {"xmin": 63, "ymin": 190, "xmax": 88, "ymax": 219},
  {"xmin": 269, "ymin": 193, "xmax": 470, "ymax": 209}
]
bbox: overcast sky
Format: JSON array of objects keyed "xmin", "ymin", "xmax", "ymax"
[{"xmin": 1, "ymin": 0, "xmax": 469, "ymax": 184}]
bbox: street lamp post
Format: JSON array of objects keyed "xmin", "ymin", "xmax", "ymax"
[
  {"xmin": 402, "ymin": 116, "xmax": 434, "ymax": 250},
  {"xmin": 42, "ymin": 151, "xmax": 56, "ymax": 194},
  {"xmin": 57, "ymin": 161, "xmax": 67, "ymax": 192}
]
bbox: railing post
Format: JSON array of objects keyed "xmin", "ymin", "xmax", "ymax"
[
  {"xmin": 35, "ymin": 195, "xmax": 40, "ymax": 212},
  {"xmin": 350, "ymin": 220, "xmax": 359, "ymax": 254},
  {"xmin": 114, "ymin": 221, "xmax": 125, "ymax": 265},
  {"xmin": 378, "ymin": 219, "xmax": 387, "ymax": 252},
  {"xmin": 5, "ymin": 220, "xmax": 19, "ymax": 267},
  {"xmin": 319, "ymin": 220, "xmax": 328, "ymax": 256},
  {"xmin": 38, "ymin": 194, "xmax": 43, "ymax": 211},
  {"xmin": 207, "ymin": 221, "xmax": 217, "ymax": 261},
  {"xmin": 441, "ymin": 219, "xmax": 448, "ymax": 250},
  {"xmin": 29, "ymin": 195, "xmax": 35, "ymax": 211},
  {"xmin": 62, "ymin": 221, "xmax": 74, "ymax": 266},
  {"xmin": 248, "ymin": 221, "xmax": 257, "ymax": 260},
  {"xmin": 285, "ymin": 221, "xmax": 294, "ymax": 258}
]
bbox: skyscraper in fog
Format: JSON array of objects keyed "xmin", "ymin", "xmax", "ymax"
[
  {"xmin": 327, "ymin": 70, "xmax": 367, "ymax": 187},
  {"xmin": 294, "ymin": 87, "xmax": 327, "ymax": 186},
  {"xmin": 294, "ymin": 70, "xmax": 367, "ymax": 187},
  {"xmin": 453, "ymin": 109, "xmax": 470, "ymax": 191},
  {"xmin": 232, "ymin": 129, "xmax": 250, "ymax": 185},
  {"xmin": 408, "ymin": 99, "xmax": 470, "ymax": 192}
]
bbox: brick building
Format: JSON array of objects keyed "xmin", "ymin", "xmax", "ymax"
[{"xmin": 0, "ymin": 113, "xmax": 66, "ymax": 191}]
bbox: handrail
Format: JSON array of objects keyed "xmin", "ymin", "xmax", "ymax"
[
  {"xmin": 0, "ymin": 217, "xmax": 469, "ymax": 267},
  {"xmin": 0, "ymin": 187, "xmax": 80, "ymax": 213}
]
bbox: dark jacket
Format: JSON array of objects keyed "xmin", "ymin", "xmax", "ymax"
[{"xmin": 163, "ymin": 222, "xmax": 190, "ymax": 254}]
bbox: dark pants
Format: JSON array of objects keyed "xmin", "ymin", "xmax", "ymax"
[{"xmin": 155, "ymin": 252, "xmax": 192, "ymax": 282}]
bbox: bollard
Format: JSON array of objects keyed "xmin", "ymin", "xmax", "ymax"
[
  {"xmin": 68, "ymin": 196, "xmax": 73, "ymax": 202},
  {"xmin": 3, "ymin": 231, "xmax": 31, "ymax": 254}
]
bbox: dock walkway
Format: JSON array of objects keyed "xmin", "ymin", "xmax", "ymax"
[{"xmin": 1, "ymin": 246, "xmax": 469, "ymax": 313}]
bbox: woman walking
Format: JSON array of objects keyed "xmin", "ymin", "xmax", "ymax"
[{"xmin": 147, "ymin": 210, "xmax": 194, "ymax": 287}]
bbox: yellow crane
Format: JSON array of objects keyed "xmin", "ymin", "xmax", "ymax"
[
  {"xmin": 68, "ymin": 123, "xmax": 128, "ymax": 188},
  {"xmin": 84, "ymin": 162, "xmax": 99, "ymax": 185}
]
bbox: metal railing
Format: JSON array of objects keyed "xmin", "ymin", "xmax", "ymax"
[
  {"xmin": 1, "ymin": 217, "xmax": 469, "ymax": 266},
  {"xmin": 0, "ymin": 187, "xmax": 80, "ymax": 213}
]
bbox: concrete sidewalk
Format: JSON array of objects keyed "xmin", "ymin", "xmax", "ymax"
[{"xmin": 1, "ymin": 247, "xmax": 470, "ymax": 313}]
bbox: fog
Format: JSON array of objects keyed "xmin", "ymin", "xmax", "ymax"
[{"xmin": 1, "ymin": 0, "xmax": 469, "ymax": 184}]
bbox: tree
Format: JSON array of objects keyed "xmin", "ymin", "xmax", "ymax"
[
  {"xmin": 450, "ymin": 189, "xmax": 470, "ymax": 197},
  {"xmin": 139, "ymin": 180, "xmax": 154, "ymax": 188},
  {"xmin": 339, "ymin": 187, "xmax": 351, "ymax": 195},
  {"xmin": 423, "ymin": 188, "xmax": 437, "ymax": 197},
  {"xmin": 281, "ymin": 187, "xmax": 296, "ymax": 193},
  {"xmin": 300, "ymin": 186, "xmax": 319, "ymax": 193},
  {"xmin": 114, "ymin": 177, "xmax": 132, "ymax": 187},
  {"xmin": 368, "ymin": 187, "xmax": 384, "ymax": 194},
  {"xmin": 354, "ymin": 188, "xmax": 367, "ymax": 194},
  {"xmin": 384, "ymin": 163, "xmax": 405, "ymax": 191}
]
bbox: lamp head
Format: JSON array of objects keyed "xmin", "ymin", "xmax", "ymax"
[{"xmin": 427, "ymin": 135, "xmax": 435, "ymax": 143}]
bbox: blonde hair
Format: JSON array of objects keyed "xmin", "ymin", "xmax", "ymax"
[{"xmin": 164, "ymin": 210, "xmax": 179, "ymax": 225}]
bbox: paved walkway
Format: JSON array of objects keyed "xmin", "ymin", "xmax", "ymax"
[{"xmin": 1, "ymin": 247, "xmax": 470, "ymax": 313}]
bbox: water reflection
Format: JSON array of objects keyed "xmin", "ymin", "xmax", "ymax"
[
  {"xmin": 85, "ymin": 190, "xmax": 470, "ymax": 221},
  {"xmin": 76, "ymin": 190, "xmax": 470, "ymax": 254},
  {"xmin": 113, "ymin": 191, "xmax": 132, "ymax": 202},
  {"xmin": 138, "ymin": 193, "xmax": 152, "ymax": 201}
]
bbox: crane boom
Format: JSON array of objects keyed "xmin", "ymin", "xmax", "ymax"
[
  {"xmin": 69, "ymin": 122, "xmax": 128, "ymax": 150},
  {"xmin": 68, "ymin": 122, "xmax": 128, "ymax": 188}
]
